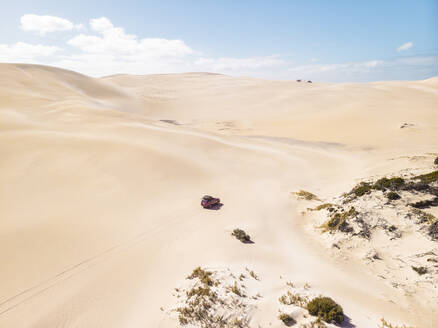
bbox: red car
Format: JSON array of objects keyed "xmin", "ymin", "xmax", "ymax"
[{"xmin": 201, "ymin": 195, "xmax": 220, "ymax": 208}]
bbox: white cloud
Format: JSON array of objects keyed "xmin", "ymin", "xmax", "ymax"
[
  {"xmin": 397, "ymin": 42, "xmax": 413, "ymax": 52},
  {"xmin": 67, "ymin": 17, "xmax": 193, "ymax": 59},
  {"xmin": 20, "ymin": 14, "xmax": 82, "ymax": 35},
  {"xmin": 90, "ymin": 17, "xmax": 114, "ymax": 33},
  {"xmin": 0, "ymin": 42, "xmax": 60, "ymax": 61},
  {"xmin": 4, "ymin": 15, "xmax": 435, "ymax": 81}
]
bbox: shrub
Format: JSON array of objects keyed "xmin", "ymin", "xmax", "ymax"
[
  {"xmin": 312, "ymin": 203, "xmax": 334, "ymax": 211},
  {"xmin": 187, "ymin": 267, "xmax": 214, "ymax": 286},
  {"xmin": 411, "ymin": 266, "xmax": 428, "ymax": 275},
  {"xmin": 278, "ymin": 313, "xmax": 295, "ymax": 325},
  {"xmin": 379, "ymin": 318, "xmax": 414, "ymax": 328},
  {"xmin": 230, "ymin": 281, "xmax": 244, "ymax": 297},
  {"xmin": 404, "ymin": 181, "xmax": 429, "ymax": 191},
  {"xmin": 415, "ymin": 170, "xmax": 438, "ymax": 183},
  {"xmin": 295, "ymin": 190, "xmax": 321, "ymax": 201},
  {"xmin": 278, "ymin": 291, "xmax": 309, "ymax": 307},
  {"xmin": 386, "ymin": 192, "xmax": 401, "ymax": 200},
  {"xmin": 232, "ymin": 229, "xmax": 252, "ymax": 243},
  {"xmin": 410, "ymin": 198, "xmax": 438, "ymax": 209},
  {"xmin": 321, "ymin": 207, "xmax": 357, "ymax": 232},
  {"xmin": 306, "ymin": 297, "xmax": 344, "ymax": 324},
  {"xmin": 412, "ymin": 209, "xmax": 436, "ymax": 224},
  {"xmin": 429, "ymin": 221, "xmax": 438, "ymax": 240},
  {"xmin": 351, "ymin": 182, "xmax": 373, "ymax": 197},
  {"xmin": 434, "ymin": 157, "xmax": 438, "ymax": 165},
  {"xmin": 374, "ymin": 177, "xmax": 405, "ymax": 191}
]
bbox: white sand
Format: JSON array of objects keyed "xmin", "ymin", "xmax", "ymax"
[{"xmin": 0, "ymin": 63, "xmax": 437, "ymax": 327}]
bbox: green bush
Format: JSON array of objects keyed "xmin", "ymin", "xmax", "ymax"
[
  {"xmin": 295, "ymin": 190, "xmax": 321, "ymax": 201},
  {"xmin": 415, "ymin": 170, "xmax": 438, "ymax": 183},
  {"xmin": 306, "ymin": 297, "xmax": 344, "ymax": 324},
  {"xmin": 231, "ymin": 229, "xmax": 252, "ymax": 243},
  {"xmin": 351, "ymin": 182, "xmax": 373, "ymax": 197},
  {"xmin": 411, "ymin": 266, "xmax": 428, "ymax": 275},
  {"xmin": 429, "ymin": 221, "xmax": 438, "ymax": 240},
  {"xmin": 187, "ymin": 267, "xmax": 214, "ymax": 286},
  {"xmin": 386, "ymin": 192, "xmax": 401, "ymax": 200},
  {"xmin": 374, "ymin": 177, "xmax": 405, "ymax": 191},
  {"xmin": 321, "ymin": 207, "xmax": 357, "ymax": 232},
  {"xmin": 278, "ymin": 313, "xmax": 295, "ymax": 325}
]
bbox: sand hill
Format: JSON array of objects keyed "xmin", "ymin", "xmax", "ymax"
[{"xmin": 0, "ymin": 63, "xmax": 437, "ymax": 327}]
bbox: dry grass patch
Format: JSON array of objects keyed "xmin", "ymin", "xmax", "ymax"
[{"xmin": 294, "ymin": 190, "xmax": 321, "ymax": 201}]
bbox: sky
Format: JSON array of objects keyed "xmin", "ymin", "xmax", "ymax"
[{"xmin": 0, "ymin": 0, "xmax": 437, "ymax": 82}]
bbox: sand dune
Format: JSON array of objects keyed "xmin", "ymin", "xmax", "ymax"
[{"xmin": 0, "ymin": 63, "xmax": 437, "ymax": 327}]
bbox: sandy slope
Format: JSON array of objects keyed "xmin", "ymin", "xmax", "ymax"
[{"xmin": 0, "ymin": 63, "xmax": 437, "ymax": 327}]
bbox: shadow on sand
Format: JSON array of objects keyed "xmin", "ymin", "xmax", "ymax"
[
  {"xmin": 205, "ymin": 203, "xmax": 224, "ymax": 210},
  {"xmin": 340, "ymin": 314, "xmax": 356, "ymax": 328}
]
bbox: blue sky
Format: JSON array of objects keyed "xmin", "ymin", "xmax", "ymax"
[{"xmin": 1, "ymin": 0, "xmax": 437, "ymax": 82}]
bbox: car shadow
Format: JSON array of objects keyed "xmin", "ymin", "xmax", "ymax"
[{"xmin": 206, "ymin": 203, "xmax": 223, "ymax": 210}]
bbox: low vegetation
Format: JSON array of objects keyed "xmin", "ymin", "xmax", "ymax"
[
  {"xmin": 278, "ymin": 290, "xmax": 310, "ymax": 307},
  {"xmin": 175, "ymin": 267, "xmax": 253, "ymax": 327},
  {"xmin": 294, "ymin": 190, "xmax": 321, "ymax": 201},
  {"xmin": 374, "ymin": 177, "xmax": 405, "ymax": 191},
  {"xmin": 306, "ymin": 296, "xmax": 344, "ymax": 324},
  {"xmin": 348, "ymin": 176, "xmax": 406, "ymax": 200},
  {"xmin": 411, "ymin": 266, "xmax": 428, "ymax": 275},
  {"xmin": 231, "ymin": 229, "xmax": 252, "ymax": 243},
  {"xmin": 351, "ymin": 182, "xmax": 373, "ymax": 197},
  {"xmin": 379, "ymin": 317, "xmax": 415, "ymax": 328},
  {"xmin": 278, "ymin": 313, "xmax": 295, "ymax": 325},
  {"xmin": 187, "ymin": 266, "xmax": 214, "ymax": 286},
  {"xmin": 434, "ymin": 157, "xmax": 438, "ymax": 165},
  {"xmin": 386, "ymin": 192, "xmax": 401, "ymax": 200},
  {"xmin": 414, "ymin": 170, "xmax": 438, "ymax": 183},
  {"xmin": 429, "ymin": 221, "xmax": 438, "ymax": 240},
  {"xmin": 309, "ymin": 203, "xmax": 335, "ymax": 211},
  {"xmin": 320, "ymin": 207, "xmax": 357, "ymax": 232},
  {"xmin": 300, "ymin": 318, "xmax": 328, "ymax": 328}
]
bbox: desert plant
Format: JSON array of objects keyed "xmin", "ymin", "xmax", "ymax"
[
  {"xmin": 279, "ymin": 291, "xmax": 309, "ymax": 307},
  {"xmin": 386, "ymin": 192, "xmax": 401, "ymax": 200},
  {"xmin": 232, "ymin": 229, "xmax": 252, "ymax": 243},
  {"xmin": 434, "ymin": 157, "xmax": 438, "ymax": 165},
  {"xmin": 249, "ymin": 270, "xmax": 259, "ymax": 280},
  {"xmin": 187, "ymin": 267, "xmax": 214, "ymax": 286},
  {"xmin": 415, "ymin": 170, "xmax": 438, "ymax": 183},
  {"xmin": 351, "ymin": 182, "xmax": 373, "ymax": 197},
  {"xmin": 230, "ymin": 281, "xmax": 245, "ymax": 297},
  {"xmin": 410, "ymin": 198, "xmax": 438, "ymax": 209},
  {"xmin": 412, "ymin": 209, "xmax": 437, "ymax": 224},
  {"xmin": 310, "ymin": 203, "xmax": 335, "ymax": 211},
  {"xmin": 306, "ymin": 296, "xmax": 344, "ymax": 324},
  {"xmin": 379, "ymin": 317, "xmax": 414, "ymax": 328},
  {"xmin": 294, "ymin": 190, "xmax": 321, "ymax": 201},
  {"xmin": 321, "ymin": 207, "xmax": 357, "ymax": 232},
  {"xmin": 411, "ymin": 266, "xmax": 428, "ymax": 275},
  {"xmin": 429, "ymin": 221, "xmax": 438, "ymax": 240},
  {"xmin": 374, "ymin": 177, "xmax": 405, "ymax": 191},
  {"xmin": 278, "ymin": 313, "xmax": 295, "ymax": 325}
]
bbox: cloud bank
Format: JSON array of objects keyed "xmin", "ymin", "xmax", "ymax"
[
  {"xmin": 0, "ymin": 15, "xmax": 436, "ymax": 82},
  {"xmin": 20, "ymin": 14, "xmax": 82, "ymax": 35}
]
